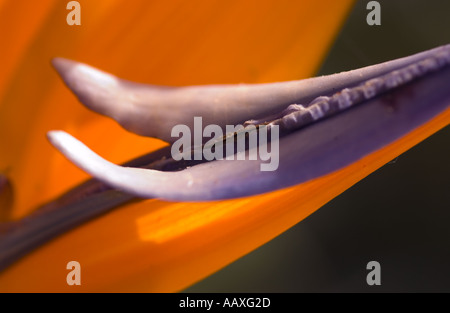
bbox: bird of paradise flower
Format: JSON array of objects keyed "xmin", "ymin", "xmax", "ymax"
[
  {"xmin": 0, "ymin": 0, "xmax": 449, "ymax": 293},
  {"xmin": 190, "ymin": 1, "xmax": 450, "ymax": 292}
]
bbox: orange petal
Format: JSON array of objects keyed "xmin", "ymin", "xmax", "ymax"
[{"xmin": 0, "ymin": 1, "xmax": 356, "ymax": 291}]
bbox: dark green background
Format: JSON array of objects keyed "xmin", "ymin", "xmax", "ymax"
[{"xmin": 186, "ymin": 0, "xmax": 450, "ymax": 292}]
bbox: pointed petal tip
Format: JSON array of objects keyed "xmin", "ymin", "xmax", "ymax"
[
  {"xmin": 47, "ymin": 130, "xmax": 93, "ymax": 167},
  {"xmin": 51, "ymin": 57, "xmax": 125, "ymax": 123},
  {"xmin": 51, "ymin": 57, "xmax": 118, "ymax": 89},
  {"xmin": 51, "ymin": 57, "xmax": 75, "ymax": 74},
  {"xmin": 45, "ymin": 131, "xmax": 161, "ymax": 199},
  {"xmin": 46, "ymin": 131, "xmax": 118, "ymax": 187},
  {"xmin": 46, "ymin": 130, "xmax": 66, "ymax": 147},
  {"xmin": 46, "ymin": 130, "xmax": 79, "ymax": 163}
]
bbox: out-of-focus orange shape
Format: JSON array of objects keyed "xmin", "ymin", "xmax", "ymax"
[{"xmin": 8, "ymin": 0, "xmax": 446, "ymax": 292}]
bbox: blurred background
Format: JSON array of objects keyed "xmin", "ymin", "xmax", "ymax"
[{"xmin": 186, "ymin": 0, "xmax": 450, "ymax": 292}]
